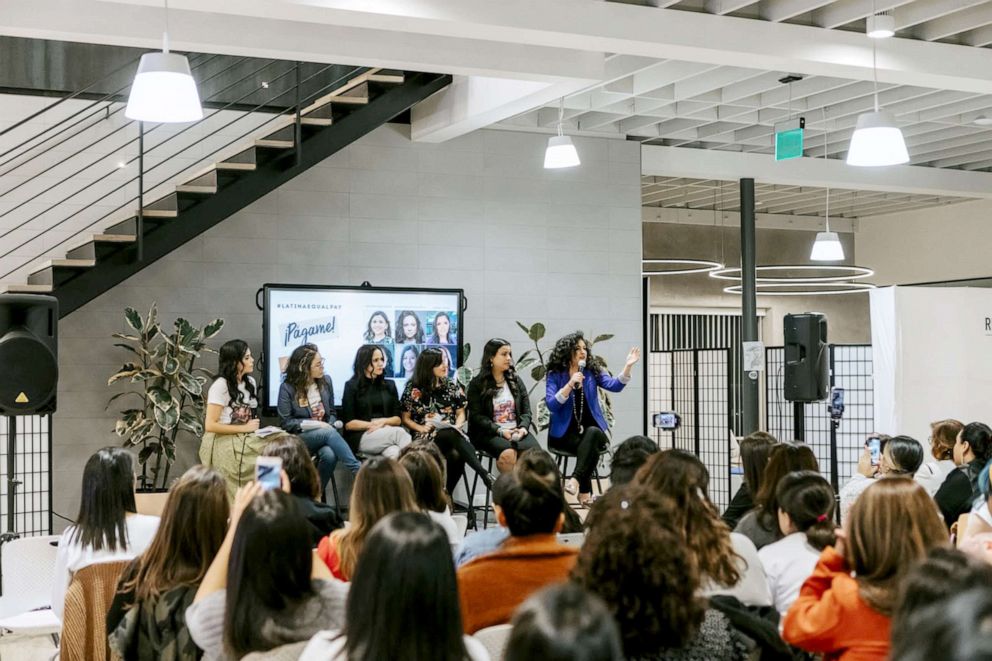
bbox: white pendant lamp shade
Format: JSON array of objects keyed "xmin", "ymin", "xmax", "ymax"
[
  {"xmin": 866, "ymin": 13, "xmax": 895, "ymax": 38},
  {"xmin": 544, "ymin": 134, "xmax": 580, "ymax": 169},
  {"xmin": 810, "ymin": 231, "xmax": 845, "ymax": 261},
  {"xmin": 126, "ymin": 47, "xmax": 202, "ymax": 123},
  {"xmin": 846, "ymin": 110, "xmax": 908, "ymax": 167}
]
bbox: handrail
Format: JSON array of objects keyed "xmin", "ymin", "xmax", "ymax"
[{"xmin": 0, "ymin": 62, "xmax": 369, "ymax": 279}]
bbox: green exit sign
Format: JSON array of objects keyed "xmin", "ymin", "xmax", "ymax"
[{"xmin": 775, "ymin": 127, "xmax": 804, "ymax": 161}]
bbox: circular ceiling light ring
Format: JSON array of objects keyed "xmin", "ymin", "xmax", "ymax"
[
  {"xmin": 709, "ymin": 265, "xmax": 875, "ymax": 283},
  {"xmin": 722, "ymin": 282, "xmax": 877, "ymax": 296},
  {"xmin": 642, "ymin": 259, "xmax": 725, "ymax": 276}
]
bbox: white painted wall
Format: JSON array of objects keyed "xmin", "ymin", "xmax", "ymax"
[{"xmin": 52, "ymin": 125, "xmax": 643, "ymax": 523}]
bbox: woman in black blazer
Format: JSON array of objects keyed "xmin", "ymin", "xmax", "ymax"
[
  {"xmin": 341, "ymin": 345, "xmax": 412, "ymax": 459},
  {"xmin": 467, "ymin": 338, "xmax": 541, "ymax": 472}
]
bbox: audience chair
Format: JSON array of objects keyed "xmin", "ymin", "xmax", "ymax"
[
  {"xmin": 0, "ymin": 535, "xmax": 61, "ymax": 649},
  {"xmin": 452, "ymin": 513, "xmax": 469, "ymax": 541},
  {"xmin": 59, "ymin": 560, "xmax": 130, "ymax": 661},
  {"xmin": 556, "ymin": 532, "xmax": 585, "ymax": 547},
  {"xmin": 474, "ymin": 623, "xmax": 513, "ymax": 661}
]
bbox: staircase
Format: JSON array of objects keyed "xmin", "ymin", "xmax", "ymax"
[{"xmin": 0, "ymin": 64, "xmax": 450, "ymax": 316}]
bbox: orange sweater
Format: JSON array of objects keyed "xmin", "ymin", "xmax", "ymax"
[
  {"xmin": 783, "ymin": 546, "xmax": 891, "ymax": 661},
  {"xmin": 457, "ymin": 534, "xmax": 578, "ymax": 634}
]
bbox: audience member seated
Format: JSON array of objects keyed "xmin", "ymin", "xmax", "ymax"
[
  {"xmin": 757, "ymin": 470, "xmax": 836, "ymax": 617},
  {"xmin": 960, "ymin": 460, "xmax": 992, "ymax": 545},
  {"xmin": 260, "ymin": 435, "xmax": 343, "ymax": 545},
  {"xmin": 53, "ymin": 447, "xmax": 159, "ymax": 622},
  {"xmin": 454, "ymin": 449, "xmax": 581, "ymax": 568},
  {"xmin": 504, "ymin": 583, "xmax": 623, "ymax": 661},
  {"xmin": 783, "ymin": 478, "xmax": 948, "ymax": 660},
  {"xmin": 107, "ymin": 466, "xmax": 228, "ymax": 660},
  {"xmin": 890, "ymin": 586, "xmax": 992, "ymax": 661},
  {"xmin": 458, "ymin": 462, "xmax": 578, "ymax": 633},
  {"xmin": 186, "ymin": 485, "xmax": 347, "ymax": 661},
  {"xmin": 200, "ymin": 340, "xmax": 273, "ymax": 501},
  {"xmin": 915, "ymin": 419, "xmax": 964, "ymax": 496},
  {"xmin": 722, "ymin": 431, "xmax": 777, "ymax": 528},
  {"xmin": 839, "ymin": 435, "xmax": 923, "ymax": 522},
  {"xmin": 398, "ymin": 444, "xmax": 460, "ymax": 548},
  {"xmin": 735, "ymin": 442, "xmax": 819, "ymax": 550},
  {"xmin": 467, "ymin": 338, "xmax": 541, "ymax": 474},
  {"xmin": 635, "ymin": 450, "xmax": 772, "ymax": 607},
  {"xmin": 574, "ymin": 486, "xmax": 749, "ymax": 660},
  {"xmin": 936, "ymin": 422, "xmax": 992, "ymax": 528},
  {"xmin": 317, "ymin": 456, "xmax": 418, "ymax": 581},
  {"xmin": 341, "ymin": 344, "xmax": 412, "ymax": 459},
  {"xmin": 300, "ymin": 512, "xmax": 488, "ymax": 660},
  {"xmin": 608, "ymin": 435, "xmax": 658, "ymax": 489},
  {"xmin": 278, "ymin": 343, "xmax": 362, "ymax": 498}
]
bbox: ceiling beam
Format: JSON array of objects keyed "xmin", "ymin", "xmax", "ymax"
[{"xmin": 641, "ymin": 144, "xmax": 992, "ymax": 198}]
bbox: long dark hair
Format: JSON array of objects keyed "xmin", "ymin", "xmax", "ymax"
[
  {"xmin": 344, "ymin": 512, "xmax": 469, "ymax": 661},
  {"xmin": 123, "ymin": 465, "xmax": 228, "ymax": 602},
  {"xmin": 740, "ymin": 431, "xmax": 777, "ymax": 494},
  {"xmin": 70, "ymin": 447, "xmax": 137, "ymax": 551},
  {"xmin": 516, "ymin": 448, "xmax": 582, "ymax": 534},
  {"xmin": 224, "ymin": 491, "xmax": 316, "ymax": 658},
  {"xmin": 394, "ymin": 310, "xmax": 424, "ymax": 344},
  {"xmin": 217, "ymin": 339, "xmax": 255, "ymax": 406},
  {"xmin": 430, "ymin": 312, "xmax": 455, "ymax": 344},
  {"xmin": 410, "ymin": 347, "xmax": 445, "ymax": 393},
  {"xmin": 547, "ymin": 331, "xmax": 597, "ymax": 373},
  {"xmin": 399, "ymin": 445, "xmax": 450, "ymax": 514},
  {"xmin": 962, "ymin": 422, "xmax": 992, "ymax": 465},
  {"xmin": 261, "ymin": 435, "xmax": 322, "ymax": 501},
  {"xmin": 353, "ymin": 344, "xmax": 386, "ymax": 394},
  {"xmin": 754, "ymin": 441, "xmax": 820, "ymax": 534},
  {"xmin": 475, "ymin": 337, "xmax": 520, "ymax": 400},
  {"xmin": 284, "ymin": 343, "xmax": 326, "ymax": 402},
  {"xmin": 775, "ymin": 470, "xmax": 836, "ymax": 550},
  {"xmin": 398, "ymin": 345, "xmax": 420, "ymax": 379},
  {"xmin": 363, "ymin": 311, "xmax": 391, "ymax": 342}
]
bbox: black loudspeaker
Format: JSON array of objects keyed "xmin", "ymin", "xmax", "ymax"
[
  {"xmin": 0, "ymin": 294, "xmax": 58, "ymax": 415},
  {"xmin": 784, "ymin": 313, "xmax": 827, "ymax": 402}
]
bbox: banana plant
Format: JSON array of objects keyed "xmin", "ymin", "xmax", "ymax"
[{"xmin": 107, "ymin": 303, "xmax": 224, "ymax": 489}]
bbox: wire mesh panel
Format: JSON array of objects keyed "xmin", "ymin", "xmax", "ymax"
[
  {"xmin": 765, "ymin": 345, "xmax": 874, "ymax": 491},
  {"xmin": 672, "ymin": 350, "xmax": 697, "ymax": 454},
  {"xmin": 0, "ymin": 415, "xmax": 52, "ymax": 536},
  {"xmin": 647, "ymin": 351, "xmax": 674, "ymax": 448}
]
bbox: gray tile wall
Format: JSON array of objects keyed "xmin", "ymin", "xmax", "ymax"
[{"xmin": 52, "ymin": 125, "xmax": 643, "ymax": 525}]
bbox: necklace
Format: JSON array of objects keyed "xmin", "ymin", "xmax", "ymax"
[{"xmin": 572, "ymin": 385, "xmax": 585, "ymax": 435}]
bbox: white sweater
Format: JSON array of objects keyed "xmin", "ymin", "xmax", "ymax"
[
  {"xmin": 757, "ymin": 532, "xmax": 821, "ymax": 616},
  {"xmin": 700, "ymin": 532, "xmax": 773, "ymax": 607}
]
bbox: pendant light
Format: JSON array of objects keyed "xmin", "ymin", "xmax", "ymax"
[
  {"xmin": 544, "ymin": 98, "xmax": 580, "ymax": 169},
  {"xmin": 125, "ymin": 0, "xmax": 203, "ymax": 123},
  {"xmin": 810, "ymin": 196, "xmax": 844, "ymax": 261},
  {"xmin": 847, "ymin": 3, "xmax": 908, "ymax": 166}
]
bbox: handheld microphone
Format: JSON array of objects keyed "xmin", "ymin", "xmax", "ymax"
[{"xmin": 575, "ymin": 359, "xmax": 586, "ymax": 389}]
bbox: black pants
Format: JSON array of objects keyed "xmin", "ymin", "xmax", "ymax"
[
  {"xmin": 549, "ymin": 426, "xmax": 608, "ymax": 494},
  {"xmin": 432, "ymin": 428, "xmax": 492, "ymax": 494},
  {"xmin": 472, "ymin": 431, "xmax": 541, "ymax": 459}
]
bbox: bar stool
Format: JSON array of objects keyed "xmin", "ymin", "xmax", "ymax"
[
  {"xmin": 470, "ymin": 451, "xmax": 500, "ymax": 529},
  {"xmin": 550, "ymin": 447, "xmax": 610, "ymax": 496}
]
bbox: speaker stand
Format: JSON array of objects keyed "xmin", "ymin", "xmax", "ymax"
[{"xmin": 792, "ymin": 401, "xmax": 805, "ymax": 442}]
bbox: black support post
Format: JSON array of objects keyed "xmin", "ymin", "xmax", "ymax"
[{"xmin": 740, "ymin": 178, "xmax": 759, "ymax": 435}]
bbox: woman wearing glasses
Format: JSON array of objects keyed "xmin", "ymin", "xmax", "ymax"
[{"xmin": 278, "ymin": 344, "xmax": 362, "ymax": 499}]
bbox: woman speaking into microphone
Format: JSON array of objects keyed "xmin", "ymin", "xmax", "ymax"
[{"xmin": 545, "ymin": 331, "xmax": 640, "ymax": 507}]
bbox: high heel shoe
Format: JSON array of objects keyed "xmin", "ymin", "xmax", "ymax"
[{"xmin": 564, "ymin": 477, "xmax": 579, "ymax": 496}]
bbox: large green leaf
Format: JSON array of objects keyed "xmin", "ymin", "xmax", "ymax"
[
  {"xmin": 112, "ymin": 343, "xmax": 145, "ymax": 359},
  {"xmin": 105, "ymin": 391, "xmax": 144, "ymax": 410},
  {"xmin": 177, "ymin": 372, "xmax": 203, "ymax": 396},
  {"xmin": 455, "ymin": 366, "xmax": 474, "ymax": 387},
  {"xmin": 530, "ymin": 364, "xmax": 547, "ymax": 383},
  {"xmin": 462, "ymin": 342, "xmax": 471, "ymax": 363},
  {"xmin": 517, "ymin": 349, "xmax": 533, "ymax": 363},
  {"xmin": 132, "ymin": 369, "xmax": 164, "ymax": 382},
  {"xmin": 147, "ymin": 386, "xmax": 174, "ymax": 410},
  {"xmin": 108, "ymin": 363, "xmax": 140, "ymax": 386},
  {"xmin": 145, "ymin": 323, "xmax": 160, "ymax": 341},
  {"xmin": 179, "ymin": 410, "xmax": 204, "ymax": 436},
  {"xmin": 138, "ymin": 443, "xmax": 160, "ymax": 464},
  {"xmin": 162, "ymin": 356, "xmax": 180, "ymax": 376},
  {"xmin": 154, "ymin": 405, "xmax": 179, "ymax": 430},
  {"xmin": 515, "ymin": 321, "xmax": 531, "ymax": 336},
  {"xmin": 593, "ymin": 333, "xmax": 614, "ymax": 344},
  {"xmin": 112, "ymin": 332, "xmax": 141, "ymax": 343},
  {"xmin": 528, "ymin": 323, "xmax": 546, "ymax": 342},
  {"xmin": 124, "ymin": 307, "xmax": 143, "ymax": 333},
  {"xmin": 203, "ymin": 318, "xmax": 224, "ymax": 339},
  {"xmin": 163, "ymin": 443, "xmax": 176, "ymax": 462}
]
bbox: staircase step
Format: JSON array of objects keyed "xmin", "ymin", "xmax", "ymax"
[
  {"xmin": 255, "ymin": 125, "xmax": 295, "ymax": 149},
  {"xmin": 176, "ymin": 170, "xmax": 218, "ymax": 194},
  {"xmin": 214, "ymin": 147, "xmax": 258, "ymax": 172},
  {"xmin": 28, "ymin": 259, "xmax": 96, "ymax": 286},
  {"xmin": 0, "ymin": 284, "xmax": 53, "ymax": 294},
  {"xmin": 369, "ymin": 70, "xmax": 404, "ymax": 84},
  {"xmin": 66, "ymin": 234, "xmax": 136, "ymax": 261},
  {"xmin": 301, "ymin": 115, "xmax": 333, "ymax": 127},
  {"xmin": 141, "ymin": 192, "xmax": 179, "ymax": 218}
]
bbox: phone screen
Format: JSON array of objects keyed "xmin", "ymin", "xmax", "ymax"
[
  {"xmin": 256, "ymin": 458, "xmax": 282, "ymax": 491},
  {"xmin": 653, "ymin": 413, "xmax": 679, "ymax": 430},
  {"xmin": 868, "ymin": 437, "xmax": 882, "ymax": 466}
]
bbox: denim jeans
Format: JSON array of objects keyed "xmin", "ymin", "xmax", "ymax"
[{"xmin": 299, "ymin": 426, "xmax": 362, "ymax": 493}]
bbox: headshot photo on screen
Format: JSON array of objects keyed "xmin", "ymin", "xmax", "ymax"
[
  {"xmin": 439, "ymin": 345, "xmax": 457, "ymax": 379},
  {"xmin": 427, "ymin": 311, "xmax": 457, "ymax": 345},
  {"xmin": 394, "ymin": 310, "xmax": 425, "ymax": 344},
  {"xmin": 396, "ymin": 344, "xmax": 420, "ymax": 379},
  {"xmin": 363, "ymin": 310, "xmax": 394, "ymax": 346}
]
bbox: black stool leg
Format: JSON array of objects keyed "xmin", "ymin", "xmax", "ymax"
[{"xmin": 329, "ymin": 472, "xmax": 341, "ymax": 519}]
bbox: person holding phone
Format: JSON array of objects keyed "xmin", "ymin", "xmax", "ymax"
[
  {"xmin": 544, "ymin": 331, "xmax": 640, "ymax": 507},
  {"xmin": 467, "ymin": 338, "xmax": 540, "ymax": 473},
  {"xmin": 839, "ymin": 435, "xmax": 925, "ymax": 522},
  {"xmin": 278, "ymin": 344, "xmax": 362, "ymax": 500},
  {"xmin": 395, "ymin": 310, "xmax": 425, "ymax": 344},
  {"xmin": 201, "ymin": 340, "xmax": 277, "ymax": 501}
]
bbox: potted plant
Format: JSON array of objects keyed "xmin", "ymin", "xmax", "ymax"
[{"xmin": 107, "ymin": 303, "xmax": 224, "ymax": 509}]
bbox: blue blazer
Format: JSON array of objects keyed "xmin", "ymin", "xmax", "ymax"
[
  {"xmin": 545, "ymin": 368, "xmax": 627, "ymax": 439},
  {"xmin": 277, "ymin": 376, "xmax": 337, "ymax": 434}
]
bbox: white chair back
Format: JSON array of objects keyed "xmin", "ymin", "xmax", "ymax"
[
  {"xmin": 0, "ymin": 534, "xmax": 60, "ymax": 618},
  {"xmin": 557, "ymin": 532, "xmax": 585, "ymax": 547},
  {"xmin": 452, "ymin": 513, "xmax": 469, "ymax": 540},
  {"xmin": 473, "ymin": 623, "xmax": 513, "ymax": 661}
]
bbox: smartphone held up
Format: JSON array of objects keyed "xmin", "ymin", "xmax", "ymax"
[{"xmin": 256, "ymin": 456, "xmax": 283, "ymax": 491}]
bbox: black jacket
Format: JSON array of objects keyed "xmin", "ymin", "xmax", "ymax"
[
  {"xmin": 935, "ymin": 458, "xmax": 984, "ymax": 528},
  {"xmin": 466, "ymin": 372, "xmax": 532, "ymax": 444},
  {"xmin": 340, "ymin": 376, "xmax": 402, "ymax": 450},
  {"xmin": 722, "ymin": 484, "xmax": 755, "ymax": 529}
]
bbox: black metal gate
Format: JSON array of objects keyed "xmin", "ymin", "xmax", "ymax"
[{"xmin": 0, "ymin": 414, "xmax": 53, "ymax": 536}]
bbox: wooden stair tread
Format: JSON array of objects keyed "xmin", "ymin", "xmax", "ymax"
[
  {"xmin": 1, "ymin": 284, "xmax": 53, "ymax": 293},
  {"xmin": 140, "ymin": 209, "xmax": 178, "ymax": 218},
  {"xmin": 254, "ymin": 138, "xmax": 294, "ymax": 148},
  {"xmin": 92, "ymin": 234, "xmax": 136, "ymax": 242},
  {"xmin": 37, "ymin": 259, "xmax": 96, "ymax": 269}
]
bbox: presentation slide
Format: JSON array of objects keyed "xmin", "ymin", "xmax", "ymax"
[{"xmin": 263, "ymin": 285, "xmax": 463, "ymax": 408}]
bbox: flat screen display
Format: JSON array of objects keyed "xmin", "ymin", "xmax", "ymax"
[{"xmin": 262, "ymin": 284, "xmax": 464, "ymax": 408}]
